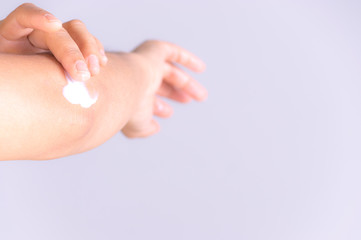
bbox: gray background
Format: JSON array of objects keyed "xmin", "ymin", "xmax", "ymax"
[{"xmin": 1, "ymin": 0, "xmax": 361, "ymax": 239}]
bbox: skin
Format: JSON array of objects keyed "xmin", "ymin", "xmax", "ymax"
[
  {"xmin": 0, "ymin": 4, "xmax": 208, "ymax": 160},
  {"xmin": 0, "ymin": 41, "xmax": 208, "ymax": 160},
  {"xmin": 0, "ymin": 3, "xmax": 107, "ymax": 81}
]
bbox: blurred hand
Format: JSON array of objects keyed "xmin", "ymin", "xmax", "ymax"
[
  {"xmin": 0, "ymin": 3, "xmax": 107, "ymax": 81},
  {"xmin": 122, "ymin": 40, "xmax": 208, "ymax": 138}
]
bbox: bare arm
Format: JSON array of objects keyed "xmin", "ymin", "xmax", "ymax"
[
  {"xmin": 0, "ymin": 52, "xmax": 147, "ymax": 160},
  {"xmin": 0, "ymin": 41, "xmax": 207, "ymax": 161}
]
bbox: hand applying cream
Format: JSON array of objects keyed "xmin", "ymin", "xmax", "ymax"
[{"xmin": 0, "ymin": 3, "xmax": 108, "ymax": 82}]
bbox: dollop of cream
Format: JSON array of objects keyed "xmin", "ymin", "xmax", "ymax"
[{"xmin": 63, "ymin": 72, "xmax": 98, "ymax": 108}]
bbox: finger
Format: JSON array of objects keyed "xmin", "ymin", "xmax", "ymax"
[
  {"xmin": 94, "ymin": 36, "xmax": 108, "ymax": 66},
  {"xmin": 157, "ymin": 82, "xmax": 193, "ymax": 103},
  {"xmin": 163, "ymin": 63, "xmax": 208, "ymax": 101},
  {"xmin": 122, "ymin": 119, "xmax": 160, "ymax": 138},
  {"xmin": 162, "ymin": 41, "xmax": 206, "ymax": 72},
  {"xmin": 134, "ymin": 40, "xmax": 206, "ymax": 72},
  {"xmin": 163, "ymin": 62, "xmax": 190, "ymax": 88},
  {"xmin": 63, "ymin": 20, "xmax": 103, "ymax": 76},
  {"xmin": 0, "ymin": 3, "xmax": 62, "ymax": 40},
  {"xmin": 153, "ymin": 97, "xmax": 173, "ymax": 118},
  {"xmin": 29, "ymin": 28, "xmax": 90, "ymax": 81},
  {"xmin": 183, "ymin": 80, "xmax": 208, "ymax": 101}
]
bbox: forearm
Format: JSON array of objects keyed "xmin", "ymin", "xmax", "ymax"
[{"xmin": 0, "ymin": 52, "xmax": 147, "ymax": 160}]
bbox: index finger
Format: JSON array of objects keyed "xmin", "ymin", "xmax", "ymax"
[{"xmin": 0, "ymin": 3, "xmax": 62, "ymax": 41}]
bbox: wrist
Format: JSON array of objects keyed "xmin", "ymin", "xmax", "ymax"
[{"xmin": 76, "ymin": 52, "xmax": 151, "ymax": 149}]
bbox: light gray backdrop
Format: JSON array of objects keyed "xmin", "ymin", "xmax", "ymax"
[{"xmin": 1, "ymin": 0, "xmax": 361, "ymax": 239}]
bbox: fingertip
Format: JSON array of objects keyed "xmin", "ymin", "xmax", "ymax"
[
  {"xmin": 74, "ymin": 60, "xmax": 91, "ymax": 81},
  {"xmin": 86, "ymin": 54, "xmax": 100, "ymax": 76},
  {"xmin": 48, "ymin": 21, "xmax": 62, "ymax": 31},
  {"xmin": 154, "ymin": 99, "xmax": 174, "ymax": 118},
  {"xmin": 77, "ymin": 72, "xmax": 91, "ymax": 82},
  {"xmin": 193, "ymin": 59, "xmax": 207, "ymax": 72},
  {"xmin": 151, "ymin": 119, "xmax": 161, "ymax": 134},
  {"xmin": 195, "ymin": 87, "xmax": 208, "ymax": 102},
  {"xmin": 162, "ymin": 105, "xmax": 174, "ymax": 118},
  {"xmin": 200, "ymin": 62, "xmax": 207, "ymax": 72},
  {"xmin": 99, "ymin": 49, "xmax": 108, "ymax": 65},
  {"xmin": 71, "ymin": 71, "xmax": 91, "ymax": 82},
  {"xmin": 199, "ymin": 89, "xmax": 208, "ymax": 101},
  {"xmin": 44, "ymin": 14, "xmax": 62, "ymax": 31}
]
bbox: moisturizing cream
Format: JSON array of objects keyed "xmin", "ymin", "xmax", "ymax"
[{"xmin": 63, "ymin": 72, "xmax": 98, "ymax": 108}]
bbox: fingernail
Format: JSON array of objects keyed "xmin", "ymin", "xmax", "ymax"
[
  {"xmin": 44, "ymin": 14, "xmax": 62, "ymax": 29},
  {"xmin": 100, "ymin": 49, "xmax": 108, "ymax": 63},
  {"xmin": 87, "ymin": 55, "xmax": 100, "ymax": 75},
  {"xmin": 44, "ymin": 14, "xmax": 62, "ymax": 26},
  {"xmin": 75, "ymin": 60, "xmax": 91, "ymax": 81},
  {"xmin": 44, "ymin": 14, "xmax": 57, "ymax": 21}
]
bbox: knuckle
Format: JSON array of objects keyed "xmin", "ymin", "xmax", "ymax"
[
  {"xmin": 144, "ymin": 39, "xmax": 162, "ymax": 47},
  {"xmin": 14, "ymin": 3, "xmax": 47, "ymax": 24},
  {"xmin": 79, "ymin": 38, "xmax": 97, "ymax": 50},
  {"xmin": 67, "ymin": 19, "xmax": 85, "ymax": 28},
  {"xmin": 17, "ymin": 3, "xmax": 35, "ymax": 10},
  {"xmin": 143, "ymin": 40, "xmax": 169, "ymax": 54}
]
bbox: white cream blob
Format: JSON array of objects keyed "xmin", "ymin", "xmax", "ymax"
[{"xmin": 63, "ymin": 72, "xmax": 98, "ymax": 108}]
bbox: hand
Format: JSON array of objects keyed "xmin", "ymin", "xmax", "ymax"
[
  {"xmin": 0, "ymin": 3, "xmax": 107, "ymax": 81},
  {"xmin": 122, "ymin": 40, "xmax": 208, "ymax": 138}
]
